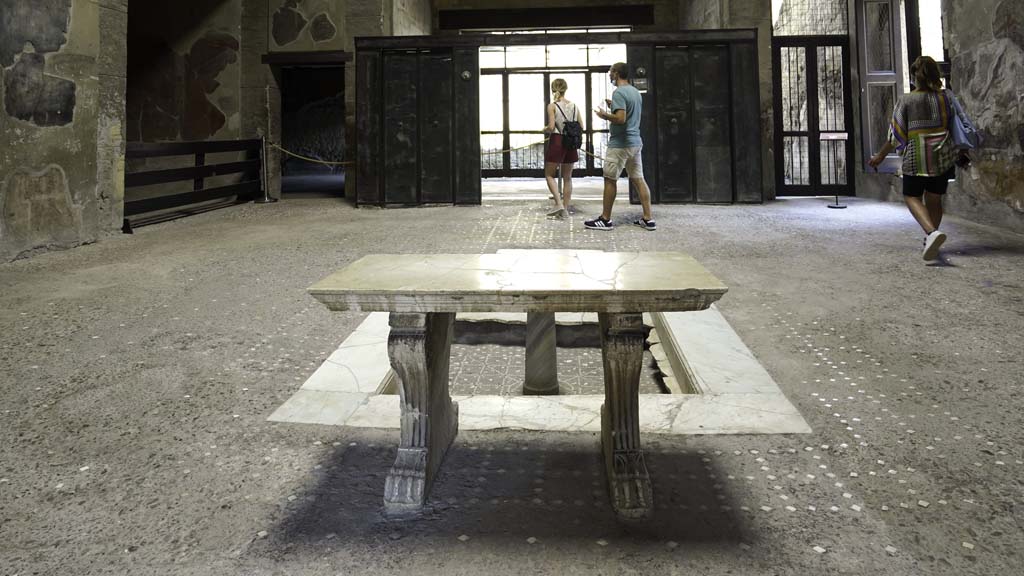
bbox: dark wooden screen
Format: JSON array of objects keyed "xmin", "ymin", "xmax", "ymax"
[
  {"xmin": 357, "ymin": 31, "xmax": 761, "ymax": 206},
  {"xmin": 630, "ymin": 38, "xmax": 762, "ymax": 204}
]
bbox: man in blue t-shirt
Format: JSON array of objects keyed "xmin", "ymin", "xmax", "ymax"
[{"xmin": 585, "ymin": 62, "xmax": 655, "ymax": 231}]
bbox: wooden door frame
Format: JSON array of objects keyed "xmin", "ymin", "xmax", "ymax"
[{"xmin": 772, "ymin": 35, "xmax": 855, "ymax": 196}]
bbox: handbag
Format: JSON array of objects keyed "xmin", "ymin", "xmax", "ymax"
[{"xmin": 946, "ymin": 90, "xmax": 981, "ymax": 150}]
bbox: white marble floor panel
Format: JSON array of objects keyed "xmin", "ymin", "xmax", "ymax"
[{"xmin": 268, "ymin": 309, "xmax": 812, "ymax": 435}]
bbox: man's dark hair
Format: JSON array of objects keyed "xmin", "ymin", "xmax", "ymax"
[{"xmin": 611, "ymin": 62, "xmax": 630, "ymax": 80}]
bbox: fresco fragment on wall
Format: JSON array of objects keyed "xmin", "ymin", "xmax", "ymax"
[
  {"xmin": 0, "ymin": 0, "xmax": 77, "ymax": 127},
  {"xmin": 3, "ymin": 52, "xmax": 76, "ymax": 126},
  {"xmin": 0, "ymin": 165, "xmax": 79, "ymax": 251},
  {"xmin": 310, "ymin": 13, "xmax": 337, "ymax": 42},
  {"xmin": 269, "ymin": 0, "xmax": 346, "ymax": 51},
  {"xmin": 184, "ymin": 31, "xmax": 239, "ymax": 140},
  {"xmin": 0, "ymin": 0, "xmax": 72, "ymax": 67},
  {"xmin": 273, "ymin": 0, "xmax": 308, "ymax": 47},
  {"xmin": 127, "ymin": 30, "xmax": 239, "ymax": 142}
]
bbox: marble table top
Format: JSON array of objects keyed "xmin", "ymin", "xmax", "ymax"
[{"xmin": 309, "ymin": 252, "xmax": 728, "ymax": 313}]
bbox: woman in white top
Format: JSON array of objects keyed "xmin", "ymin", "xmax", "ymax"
[{"xmin": 542, "ymin": 78, "xmax": 584, "ymax": 219}]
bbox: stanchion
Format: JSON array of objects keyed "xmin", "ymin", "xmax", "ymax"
[
  {"xmin": 255, "ymin": 136, "xmax": 278, "ymax": 204},
  {"xmin": 827, "ymin": 193, "xmax": 846, "ymax": 209}
]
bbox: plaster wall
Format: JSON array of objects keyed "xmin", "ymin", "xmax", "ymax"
[
  {"xmin": 0, "ymin": 0, "xmax": 127, "ymax": 261},
  {"xmin": 126, "ymin": 0, "xmax": 242, "ymax": 143}
]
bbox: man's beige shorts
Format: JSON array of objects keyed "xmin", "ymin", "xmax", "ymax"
[{"xmin": 602, "ymin": 146, "xmax": 644, "ymax": 180}]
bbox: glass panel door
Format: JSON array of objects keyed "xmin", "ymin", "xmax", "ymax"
[
  {"xmin": 479, "ymin": 73, "xmax": 504, "ymax": 171},
  {"xmin": 773, "ymin": 37, "xmax": 854, "ymax": 195},
  {"xmin": 478, "ymin": 41, "xmax": 625, "ymax": 177},
  {"xmin": 549, "ymin": 72, "xmax": 587, "ymax": 171},
  {"xmin": 507, "ymin": 73, "xmax": 546, "ymax": 171}
]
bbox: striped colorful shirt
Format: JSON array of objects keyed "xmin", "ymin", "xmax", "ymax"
[{"xmin": 888, "ymin": 90, "xmax": 956, "ymax": 177}]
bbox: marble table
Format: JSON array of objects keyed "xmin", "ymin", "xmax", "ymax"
[{"xmin": 308, "ymin": 252, "xmax": 728, "ymax": 519}]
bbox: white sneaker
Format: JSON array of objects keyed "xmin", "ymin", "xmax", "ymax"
[{"xmin": 922, "ymin": 230, "xmax": 947, "ymax": 260}]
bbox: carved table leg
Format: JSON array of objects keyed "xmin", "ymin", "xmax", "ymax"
[
  {"xmin": 598, "ymin": 312, "xmax": 652, "ymax": 520},
  {"xmin": 524, "ymin": 312, "xmax": 559, "ymax": 395},
  {"xmin": 383, "ymin": 312, "xmax": 459, "ymax": 515}
]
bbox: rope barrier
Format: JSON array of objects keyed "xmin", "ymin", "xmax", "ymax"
[
  {"xmin": 480, "ymin": 136, "xmax": 609, "ymax": 163},
  {"xmin": 270, "ymin": 138, "xmax": 608, "ymax": 165},
  {"xmin": 268, "ymin": 143, "xmax": 353, "ymax": 166}
]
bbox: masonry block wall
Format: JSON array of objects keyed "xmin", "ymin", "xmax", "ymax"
[
  {"xmin": 0, "ymin": 0, "xmax": 128, "ymax": 261},
  {"xmin": 942, "ymin": 0, "xmax": 1024, "ymax": 231}
]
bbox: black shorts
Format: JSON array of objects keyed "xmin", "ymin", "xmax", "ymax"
[{"xmin": 902, "ymin": 166, "xmax": 956, "ymax": 197}]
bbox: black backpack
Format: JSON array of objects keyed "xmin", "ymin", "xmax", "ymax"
[{"xmin": 556, "ymin": 103, "xmax": 583, "ymax": 150}]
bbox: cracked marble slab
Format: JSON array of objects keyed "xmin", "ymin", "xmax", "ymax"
[
  {"xmin": 267, "ymin": 389, "xmax": 369, "ymax": 426},
  {"xmin": 291, "ymin": 392, "xmax": 810, "ymax": 434},
  {"xmin": 308, "ymin": 252, "xmax": 727, "ymax": 313}
]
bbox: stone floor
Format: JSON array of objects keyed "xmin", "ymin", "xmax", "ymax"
[{"xmin": 1, "ymin": 192, "xmax": 1022, "ymax": 575}]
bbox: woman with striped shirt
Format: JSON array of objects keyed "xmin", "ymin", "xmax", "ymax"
[{"xmin": 869, "ymin": 56, "xmax": 965, "ymax": 261}]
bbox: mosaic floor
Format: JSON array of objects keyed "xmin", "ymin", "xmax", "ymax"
[{"xmin": 447, "ymin": 343, "xmax": 666, "ymax": 396}]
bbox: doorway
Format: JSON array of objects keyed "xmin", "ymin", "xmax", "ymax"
[
  {"xmin": 772, "ymin": 36, "xmax": 854, "ymax": 196},
  {"xmin": 479, "ymin": 41, "xmax": 626, "ymax": 179},
  {"xmin": 280, "ymin": 66, "xmax": 345, "ymax": 195}
]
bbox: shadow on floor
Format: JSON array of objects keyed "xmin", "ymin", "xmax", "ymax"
[
  {"xmin": 946, "ymin": 241, "xmax": 1024, "ymax": 257},
  {"xmin": 269, "ymin": 433, "xmax": 747, "ymax": 549}
]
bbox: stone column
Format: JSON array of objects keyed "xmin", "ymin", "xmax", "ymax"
[
  {"xmin": 598, "ymin": 312, "xmax": 652, "ymax": 520},
  {"xmin": 523, "ymin": 312, "xmax": 559, "ymax": 395},
  {"xmin": 383, "ymin": 312, "xmax": 459, "ymax": 515}
]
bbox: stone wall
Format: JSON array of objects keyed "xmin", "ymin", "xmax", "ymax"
[
  {"xmin": 239, "ymin": 0, "xmax": 280, "ymax": 199},
  {"xmin": 681, "ymin": 0, "xmax": 724, "ymax": 28},
  {"xmin": 772, "ymin": 0, "xmax": 848, "ymax": 36},
  {"xmin": 269, "ymin": 0, "xmax": 347, "ymax": 52},
  {"xmin": 432, "ymin": 0, "xmax": 681, "ymax": 31},
  {"xmin": 394, "ymin": 0, "xmax": 432, "ymax": 36},
  {"xmin": 0, "ymin": 0, "xmax": 127, "ymax": 261},
  {"xmin": 126, "ymin": 1, "xmax": 242, "ymax": 142},
  {"xmin": 941, "ymin": 0, "xmax": 1024, "ymax": 231}
]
